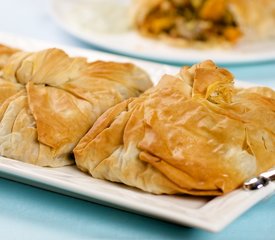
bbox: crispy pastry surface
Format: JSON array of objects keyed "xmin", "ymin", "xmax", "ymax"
[
  {"xmin": 0, "ymin": 46, "xmax": 152, "ymax": 167},
  {"xmin": 74, "ymin": 60, "xmax": 275, "ymax": 195}
]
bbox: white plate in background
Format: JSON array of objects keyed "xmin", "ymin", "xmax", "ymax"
[
  {"xmin": 0, "ymin": 33, "xmax": 274, "ymax": 232},
  {"xmin": 50, "ymin": 0, "xmax": 275, "ymax": 65}
]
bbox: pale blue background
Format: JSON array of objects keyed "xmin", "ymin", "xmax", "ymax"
[{"xmin": 0, "ymin": 1, "xmax": 274, "ymax": 239}]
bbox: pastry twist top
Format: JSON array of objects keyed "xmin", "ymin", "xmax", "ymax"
[{"xmin": 74, "ymin": 60, "xmax": 275, "ymax": 195}]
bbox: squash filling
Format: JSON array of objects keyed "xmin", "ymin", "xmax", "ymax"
[{"xmin": 140, "ymin": 0, "xmax": 242, "ymax": 43}]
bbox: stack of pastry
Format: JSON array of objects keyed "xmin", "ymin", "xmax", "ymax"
[
  {"xmin": 0, "ymin": 45, "xmax": 152, "ymax": 167},
  {"xmin": 74, "ymin": 60, "xmax": 275, "ymax": 196}
]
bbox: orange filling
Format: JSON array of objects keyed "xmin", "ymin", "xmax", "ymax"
[{"xmin": 141, "ymin": 0, "xmax": 242, "ymax": 43}]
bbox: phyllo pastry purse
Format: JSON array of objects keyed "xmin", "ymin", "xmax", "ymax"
[
  {"xmin": 74, "ymin": 60, "xmax": 275, "ymax": 195},
  {"xmin": 131, "ymin": 0, "xmax": 275, "ymax": 47},
  {"xmin": 0, "ymin": 46, "xmax": 152, "ymax": 167}
]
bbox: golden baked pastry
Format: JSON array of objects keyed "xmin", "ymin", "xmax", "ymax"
[
  {"xmin": 0, "ymin": 45, "xmax": 22, "ymax": 109},
  {"xmin": 131, "ymin": 0, "xmax": 275, "ymax": 47},
  {"xmin": 0, "ymin": 47, "xmax": 152, "ymax": 167},
  {"xmin": 74, "ymin": 60, "xmax": 275, "ymax": 196},
  {"xmin": 0, "ymin": 44, "xmax": 19, "ymax": 70}
]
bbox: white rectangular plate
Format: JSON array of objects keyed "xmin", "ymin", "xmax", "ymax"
[{"xmin": 0, "ymin": 33, "xmax": 274, "ymax": 232}]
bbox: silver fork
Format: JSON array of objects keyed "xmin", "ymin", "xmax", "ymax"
[{"xmin": 243, "ymin": 169, "xmax": 275, "ymax": 191}]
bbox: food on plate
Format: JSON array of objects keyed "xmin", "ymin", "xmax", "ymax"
[
  {"xmin": 0, "ymin": 46, "xmax": 152, "ymax": 167},
  {"xmin": 0, "ymin": 44, "xmax": 19, "ymax": 70},
  {"xmin": 131, "ymin": 0, "xmax": 275, "ymax": 47},
  {"xmin": 74, "ymin": 60, "xmax": 275, "ymax": 196},
  {"xmin": 0, "ymin": 45, "xmax": 22, "ymax": 106}
]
